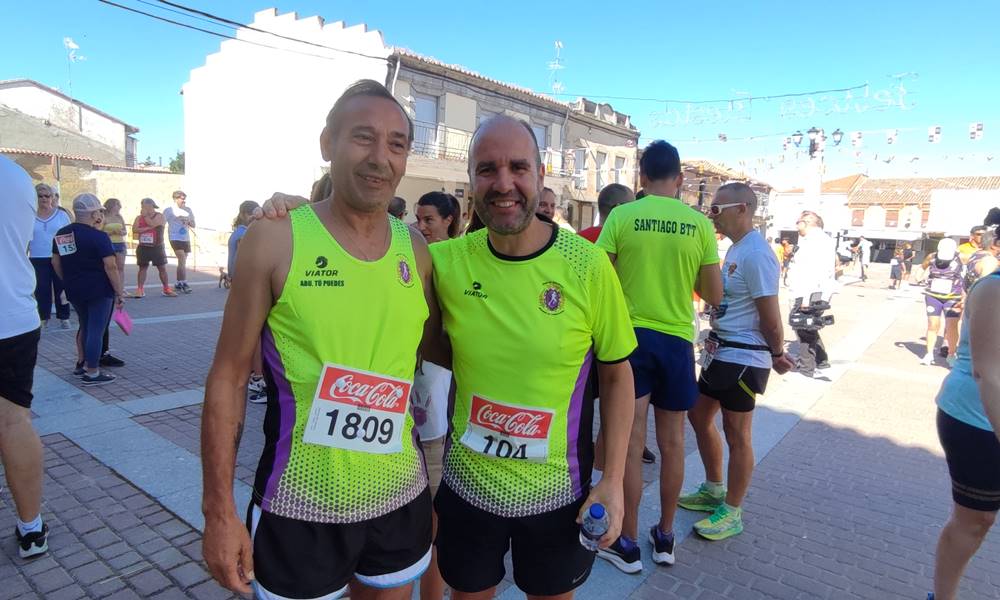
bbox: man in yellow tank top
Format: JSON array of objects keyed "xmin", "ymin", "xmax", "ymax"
[{"xmin": 201, "ymin": 80, "xmax": 441, "ymax": 600}]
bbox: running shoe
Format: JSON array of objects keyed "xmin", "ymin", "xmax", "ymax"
[
  {"xmin": 642, "ymin": 447, "xmax": 656, "ymax": 464},
  {"xmin": 81, "ymin": 372, "xmax": 116, "ymax": 386},
  {"xmin": 99, "ymin": 353, "xmax": 125, "ymax": 367},
  {"xmin": 162, "ymin": 286, "xmax": 178, "ymax": 297},
  {"xmin": 73, "ymin": 361, "xmax": 85, "ymax": 377},
  {"xmin": 248, "ymin": 376, "xmax": 267, "ymax": 404},
  {"xmin": 677, "ymin": 482, "xmax": 725, "ymax": 512},
  {"xmin": 816, "ymin": 360, "xmax": 831, "ymax": 370},
  {"xmin": 16, "ymin": 523, "xmax": 48, "ymax": 559},
  {"xmin": 182, "ymin": 282, "xmax": 193, "ymax": 294},
  {"xmin": 920, "ymin": 353, "xmax": 934, "ymax": 366},
  {"xmin": 132, "ymin": 288, "xmax": 145, "ymax": 299},
  {"xmin": 649, "ymin": 526, "xmax": 676, "ymax": 565},
  {"xmin": 694, "ymin": 504, "xmax": 743, "ymax": 541},
  {"xmin": 59, "ymin": 319, "xmax": 71, "ymax": 330},
  {"xmin": 597, "ymin": 536, "xmax": 642, "ymax": 574},
  {"xmin": 939, "ymin": 345, "xmax": 949, "ymax": 358}
]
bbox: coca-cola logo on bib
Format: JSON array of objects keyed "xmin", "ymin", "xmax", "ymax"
[
  {"xmin": 316, "ymin": 365, "xmax": 410, "ymax": 414},
  {"xmin": 470, "ymin": 395, "xmax": 553, "ymax": 439}
]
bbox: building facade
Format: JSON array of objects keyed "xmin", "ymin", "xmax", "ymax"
[
  {"xmin": 183, "ymin": 9, "xmax": 639, "ymax": 235},
  {"xmin": 0, "ymin": 79, "xmax": 139, "ymax": 167}
]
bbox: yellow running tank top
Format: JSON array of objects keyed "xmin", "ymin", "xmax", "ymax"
[{"xmin": 255, "ymin": 205, "xmax": 429, "ymax": 523}]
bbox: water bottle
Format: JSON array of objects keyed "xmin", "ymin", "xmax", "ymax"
[{"xmin": 579, "ymin": 503, "xmax": 609, "ymax": 551}]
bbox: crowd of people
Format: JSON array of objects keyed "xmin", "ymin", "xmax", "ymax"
[{"xmin": 0, "ymin": 78, "xmax": 996, "ymax": 600}]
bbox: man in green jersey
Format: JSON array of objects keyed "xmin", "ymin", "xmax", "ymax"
[
  {"xmin": 430, "ymin": 116, "xmax": 637, "ymax": 600},
  {"xmin": 202, "ymin": 80, "xmax": 439, "ymax": 600},
  {"xmin": 595, "ymin": 140, "xmax": 723, "ymax": 572}
]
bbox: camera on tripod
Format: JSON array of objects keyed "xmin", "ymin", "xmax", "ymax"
[{"xmin": 789, "ymin": 292, "xmax": 835, "ymax": 331}]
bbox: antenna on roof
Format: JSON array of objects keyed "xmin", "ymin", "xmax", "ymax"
[{"xmin": 547, "ymin": 41, "xmax": 565, "ymax": 95}]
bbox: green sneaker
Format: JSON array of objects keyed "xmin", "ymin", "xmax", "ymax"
[
  {"xmin": 677, "ymin": 483, "xmax": 725, "ymax": 512},
  {"xmin": 694, "ymin": 505, "xmax": 743, "ymax": 541}
]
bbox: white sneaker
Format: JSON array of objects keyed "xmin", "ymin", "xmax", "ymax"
[
  {"xmin": 920, "ymin": 354, "xmax": 934, "ymax": 366},
  {"xmin": 248, "ymin": 376, "xmax": 267, "ymax": 404}
]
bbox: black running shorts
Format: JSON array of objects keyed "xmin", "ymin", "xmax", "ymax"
[
  {"xmin": 136, "ymin": 245, "xmax": 167, "ymax": 267},
  {"xmin": 169, "ymin": 240, "xmax": 191, "ymax": 254},
  {"xmin": 247, "ymin": 488, "xmax": 432, "ymax": 598},
  {"xmin": 434, "ymin": 482, "xmax": 595, "ymax": 596},
  {"xmin": 0, "ymin": 328, "xmax": 40, "ymax": 409},
  {"xmin": 937, "ymin": 409, "xmax": 1000, "ymax": 512},
  {"xmin": 698, "ymin": 359, "xmax": 770, "ymax": 413}
]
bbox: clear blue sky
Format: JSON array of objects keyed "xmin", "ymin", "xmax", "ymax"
[{"xmin": 3, "ymin": 0, "xmax": 998, "ymax": 185}]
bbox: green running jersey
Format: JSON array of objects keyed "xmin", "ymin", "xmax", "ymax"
[
  {"xmin": 255, "ymin": 205, "xmax": 429, "ymax": 523},
  {"xmin": 431, "ymin": 226, "xmax": 636, "ymax": 517},
  {"xmin": 596, "ymin": 194, "xmax": 719, "ymax": 342}
]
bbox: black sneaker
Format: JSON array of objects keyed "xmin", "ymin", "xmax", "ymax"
[
  {"xmin": 642, "ymin": 447, "xmax": 656, "ymax": 464},
  {"xmin": 816, "ymin": 361, "xmax": 831, "ymax": 370},
  {"xmin": 939, "ymin": 345, "xmax": 949, "ymax": 358},
  {"xmin": 182, "ymin": 282, "xmax": 193, "ymax": 294},
  {"xmin": 597, "ymin": 536, "xmax": 642, "ymax": 574},
  {"xmin": 16, "ymin": 523, "xmax": 48, "ymax": 559},
  {"xmin": 649, "ymin": 525, "xmax": 676, "ymax": 565},
  {"xmin": 82, "ymin": 372, "xmax": 116, "ymax": 386},
  {"xmin": 73, "ymin": 361, "xmax": 85, "ymax": 376},
  {"xmin": 99, "ymin": 353, "xmax": 125, "ymax": 367}
]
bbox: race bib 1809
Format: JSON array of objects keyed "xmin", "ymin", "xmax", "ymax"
[
  {"xmin": 460, "ymin": 395, "xmax": 554, "ymax": 462},
  {"xmin": 303, "ymin": 364, "xmax": 411, "ymax": 454}
]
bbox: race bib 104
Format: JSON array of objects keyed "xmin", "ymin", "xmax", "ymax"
[
  {"xmin": 460, "ymin": 395, "xmax": 554, "ymax": 462},
  {"xmin": 55, "ymin": 233, "xmax": 77, "ymax": 256},
  {"xmin": 303, "ymin": 364, "xmax": 411, "ymax": 454}
]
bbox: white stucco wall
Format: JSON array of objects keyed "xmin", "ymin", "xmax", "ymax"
[
  {"xmin": 182, "ymin": 9, "xmax": 391, "ymax": 234},
  {"xmin": 927, "ymin": 190, "xmax": 998, "ymax": 236},
  {"xmin": 0, "ymin": 84, "xmax": 126, "ymax": 153}
]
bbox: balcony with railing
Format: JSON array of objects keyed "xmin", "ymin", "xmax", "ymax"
[{"xmin": 411, "ymin": 121, "xmax": 472, "ymax": 162}]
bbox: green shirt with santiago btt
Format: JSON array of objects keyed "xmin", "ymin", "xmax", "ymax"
[
  {"xmin": 254, "ymin": 205, "xmax": 429, "ymax": 524},
  {"xmin": 431, "ymin": 226, "xmax": 637, "ymax": 518},
  {"xmin": 595, "ymin": 194, "xmax": 719, "ymax": 342}
]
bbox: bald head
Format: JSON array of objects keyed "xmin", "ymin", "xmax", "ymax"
[
  {"xmin": 468, "ymin": 115, "xmax": 540, "ymax": 176},
  {"xmin": 716, "ymin": 182, "xmax": 758, "ymax": 213},
  {"xmin": 467, "ymin": 115, "xmax": 545, "ymax": 235}
]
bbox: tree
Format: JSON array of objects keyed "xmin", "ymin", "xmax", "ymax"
[{"xmin": 169, "ymin": 151, "xmax": 185, "ymax": 174}]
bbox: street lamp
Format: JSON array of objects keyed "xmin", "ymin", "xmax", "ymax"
[
  {"xmin": 791, "ymin": 130, "xmax": 804, "ymax": 147},
  {"xmin": 831, "ymin": 128, "xmax": 844, "ymax": 146},
  {"xmin": 807, "ymin": 126, "xmax": 820, "ymax": 141}
]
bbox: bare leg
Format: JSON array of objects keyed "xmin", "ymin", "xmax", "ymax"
[
  {"xmin": 175, "ymin": 249, "xmax": 188, "ymax": 283},
  {"xmin": 688, "ymin": 395, "xmax": 723, "ymax": 483},
  {"xmin": 926, "ymin": 315, "xmax": 941, "ymax": 358},
  {"xmin": 654, "ymin": 410, "xmax": 687, "ymax": 534},
  {"xmin": 934, "ymin": 503, "xmax": 997, "ymax": 600},
  {"xmin": 0, "ymin": 399, "xmax": 43, "ymax": 522},
  {"xmin": 348, "ymin": 580, "xmax": 414, "ymax": 600},
  {"xmin": 622, "ymin": 394, "xmax": 651, "ymax": 540},
  {"xmin": 156, "ymin": 265, "xmax": 170, "ymax": 288},
  {"xmin": 448, "ymin": 589, "xmax": 494, "ymax": 600},
  {"xmin": 137, "ymin": 265, "xmax": 148, "ymax": 290},
  {"xmin": 115, "ymin": 252, "xmax": 126, "ymax": 291},
  {"xmin": 721, "ymin": 409, "xmax": 754, "ymax": 506},
  {"xmin": 944, "ymin": 317, "xmax": 960, "ymax": 358}
]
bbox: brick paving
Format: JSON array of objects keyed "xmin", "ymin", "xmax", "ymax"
[
  {"xmin": 0, "ymin": 435, "xmax": 236, "ymax": 600},
  {"xmin": 35, "ymin": 266, "xmax": 224, "ymax": 404},
  {"xmin": 133, "ymin": 404, "xmax": 266, "ymax": 488},
  {"xmin": 630, "ymin": 282, "xmax": 1000, "ymax": 599}
]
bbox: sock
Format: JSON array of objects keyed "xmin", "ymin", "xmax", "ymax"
[
  {"xmin": 17, "ymin": 515, "xmax": 42, "ymax": 536},
  {"xmin": 723, "ymin": 502, "xmax": 741, "ymax": 515},
  {"xmin": 705, "ymin": 480, "xmax": 725, "ymax": 495}
]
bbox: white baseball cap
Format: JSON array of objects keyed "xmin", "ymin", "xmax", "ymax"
[{"xmin": 937, "ymin": 238, "xmax": 957, "ymax": 261}]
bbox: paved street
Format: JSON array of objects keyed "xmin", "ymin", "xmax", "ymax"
[{"xmin": 2, "ymin": 264, "xmax": 998, "ymax": 599}]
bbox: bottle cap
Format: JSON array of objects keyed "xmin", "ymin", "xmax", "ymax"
[{"xmin": 589, "ymin": 503, "xmax": 605, "ymax": 519}]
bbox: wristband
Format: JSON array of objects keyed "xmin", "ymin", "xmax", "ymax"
[{"xmin": 771, "ymin": 351, "xmax": 784, "ymax": 358}]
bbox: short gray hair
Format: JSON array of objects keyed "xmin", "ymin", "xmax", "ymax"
[{"xmin": 716, "ymin": 182, "xmax": 758, "ymax": 213}]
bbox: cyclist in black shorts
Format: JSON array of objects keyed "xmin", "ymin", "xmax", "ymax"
[{"xmin": 679, "ymin": 183, "xmax": 793, "ymax": 541}]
